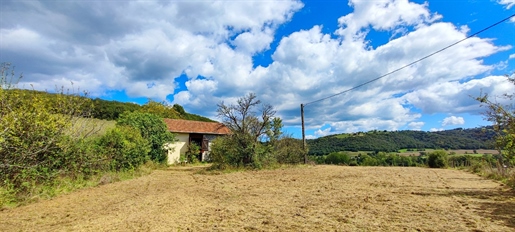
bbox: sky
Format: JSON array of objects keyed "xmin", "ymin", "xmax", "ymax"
[{"xmin": 1, "ymin": 0, "xmax": 514, "ymax": 139}]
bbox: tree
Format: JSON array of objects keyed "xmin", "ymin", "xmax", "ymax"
[
  {"xmin": 477, "ymin": 74, "xmax": 515, "ymax": 167},
  {"xmin": 116, "ymin": 112, "xmax": 175, "ymax": 163},
  {"xmin": 138, "ymin": 100, "xmax": 180, "ymax": 119},
  {"xmin": 216, "ymin": 93, "xmax": 276, "ymax": 166}
]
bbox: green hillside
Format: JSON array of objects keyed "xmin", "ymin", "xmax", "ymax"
[
  {"xmin": 307, "ymin": 127, "xmax": 496, "ymax": 156},
  {"xmin": 5, "ymin": 89, "xmax": 214, "ymax": 122}
]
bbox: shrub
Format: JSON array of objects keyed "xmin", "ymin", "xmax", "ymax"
[
  {"xmin": 209, "ymin": 136, "xmax": 242, "ymax": 169},
  {"xmin": 324, "ymin": 152, "xmax": 350, "ymax": 165},
  {"xmin": 0, "ymin": 63, "xmax": 93, "ymax": 191},
  {"xmin": 96, "ymin": 126, "xmax": 151, "ymax": 171},
  {"xmin": 185, "ymin": 142, "xmax": 201, "ymax": 163},
  {"xmin": 117, "ymin": 112, "xmax": 175, "ymax": 163},
  {"xmin": 274, "ymin": 137, "xmax": 305, "ymax": 164},
  {"xmin": 427, "ymin": 150, "xmax": 448, "ymax": 168}
]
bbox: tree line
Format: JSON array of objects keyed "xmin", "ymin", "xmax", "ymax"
[
  {"xmin": 307, "ymin": 128, "xmax": 496, "ymax": 156},
  {"xmin": 312, "ymin": 150, "xmax": 500, "ymax": 169},
  {"xmin": 3, "ymin": 88, "xmax": 214, "ymax": 122}
]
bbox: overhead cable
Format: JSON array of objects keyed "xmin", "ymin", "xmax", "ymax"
[{"xmin": 304, "ymin": 13, "xmax": 515, "ymax": 106}]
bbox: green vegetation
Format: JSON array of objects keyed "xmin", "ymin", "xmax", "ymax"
[
  {"xmin": 0, "ymin": 63, "xmax": 176, "ymax": 206},
  {"xmin": 92, "ymin": 98, "xmax": 213, "ymax": 122},
  {"xmin": 96, "ymin": 126, "xmax": 151, "ymax": 171},
  {"xmin": 5, "ymin": 88, "xmax": 213, "ymax": 123},
  {"xmin": 427, "ymin": 150, "xmax": 448, "ymax": 168},
  {"xmin": 307, "ymin": 128, "xmax": 496, "ymax": 156},
  {"xmin": 117, "ymin": 112, "xmax": 175, "ymax": 163},
  {"xmin": 210, "ymin": 93, "xmax": 306, "ymax": 169},
  {"xmin": 476, "ymin": 74, "xmax": 515, "ymax": 188},
  {"xmin": 311, "ymin": 151, "xmax": 425, "ymax": 167}
]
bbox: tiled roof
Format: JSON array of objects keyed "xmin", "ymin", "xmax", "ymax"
[{"xmin": 163, "ymin": 119, "xmax": 231, "ymax": 135}]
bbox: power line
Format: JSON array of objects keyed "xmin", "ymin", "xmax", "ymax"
[{"xmin": 304, "ymin": 13, "xmax": 515, "ymax": 106}]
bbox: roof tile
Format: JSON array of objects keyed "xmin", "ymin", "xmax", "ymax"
[{"xmin": 163, "ymin": 119, "xmax": 231, "ymax": 135}]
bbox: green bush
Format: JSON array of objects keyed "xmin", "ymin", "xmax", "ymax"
[
  {"xmin": 427, "ymin": 150, "xmax": 448, "ymax": 168},
  {"xmin": 117, "ymin": 112, "xmax": 175, "ymax": 163},
  {"xmin": 185, "ymin": 142, "xmax": 201, "ymax": 163},
  {"xmin": 97, "ymin": 126, "xmax": 151, "ymax": 171},
  {"xmin": 274, "ymin": 137, "xmax": 305, "ymax": 164},
  {"xmin": 209, "ymin": 136, "xmax": 242, "ymax": 169},
  {"xmin": 324, "ymin": 152, "xmax": 350, "ymax": 165},
  {"xmin": 0, "ymin": 63, "xmax": 93, "ymax": 191}
]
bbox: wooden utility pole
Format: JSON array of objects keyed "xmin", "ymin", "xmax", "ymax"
[{"xmin": 301, "ymin": 103, "xmax": 306, "ymax": 164}]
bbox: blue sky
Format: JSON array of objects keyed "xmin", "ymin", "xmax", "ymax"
[{"xmin": 1, "ymin": 0, "xmax": 514, "ymax": 139}]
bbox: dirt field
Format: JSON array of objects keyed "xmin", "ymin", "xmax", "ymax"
[{"xmin": 1, "ymin": 165, "xmax": 514, "ymax": 231}]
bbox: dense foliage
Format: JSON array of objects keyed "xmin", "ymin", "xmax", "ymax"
[
  {"xmin": 0, "ymin": 64, "xmax": 96, "ymax": 192},
  {"xmin": 311, "ymin": 151, "xmax": 425, "ymax": 167},
  {"xmin": 2, "ymin": 89, "xmax": 214, "ymax": 123},
  {"xmin": 307, "ymin": 128, "xmax": 496, "ymax": 156},
  {"xmin": 117, "ymin": 112, "xmax": 175, "ymax": 164},
  {"xmin": 0, "ymin": 63, "xmax": 178, "ymax": 204},
  {"xmin": 92, "ymin": 98, "xmax": 214, "ymax": 122},
  {"xmin": 427, "ymin": 150, "xmax": 448, "ymax": 168},
  {"xmin": 96, "ymin": 126, "xmax": 151, "ymax": 171},
  {"xmin": 311, "ymin": 150, "xmax": 502, "ymax": 172}
]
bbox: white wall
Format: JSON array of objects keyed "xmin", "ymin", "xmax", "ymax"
[{"xmin": 165, "ymin": 133, "xmax": 189, "ymax": 165}]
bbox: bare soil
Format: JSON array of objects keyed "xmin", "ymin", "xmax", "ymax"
[{"xmin": 1, "ymin": 166, "xmax": 514, "ymax": 231}]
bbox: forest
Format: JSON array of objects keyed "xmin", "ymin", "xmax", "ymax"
[{"xmin": 307, "ymin": 127, "xmax": 496, "ymax": 156}]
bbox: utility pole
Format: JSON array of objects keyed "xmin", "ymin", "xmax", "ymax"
[{"xmin": 301, "ymin": 103, "xmax": 306, "ymax": 164}]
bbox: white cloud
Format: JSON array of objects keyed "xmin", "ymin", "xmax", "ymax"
[
  {"xmin": 499, "ymin": 0, "xmax": 515, "ymax": 9},
  {"xmin": 403, "ymin": 75, "xmax": 513, "ymax": 114},
  {"xmin": 509, "ymin": 54, "xmax": 515, "ymax": 59},
  {"xmin": 408, "ymin": 122, "xmax": 425, "ymax": 130},
  {"xmin": 1, "ymin": 0, "xmax": 303, "ymax": 99},
  {"xmin": 1, "ymin": 0, "xmax": 512, "ymax": 135},
  {"xmin": 442, "ymin": 116, "xmax": 465, "ymax": 127},
  {"xmin": 430, "ymin": 128, "xmax": 444, "ymax": 132},
  {"xmin": 314, "ymin": 128, "xmax": 332, "ymax": 138},
  {"xmin": 499, "ymin": 0, "xmax": 515, "ymax": 21},
  {"xmin": 305, "ymin": 135, "xmax": 317, "ymax": 140}
]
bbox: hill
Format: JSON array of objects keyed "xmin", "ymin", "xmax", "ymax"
[
  {"xmin": 307, "ymin": 127, "xmax": 496, "ymax": 156},
  {"xmin": 4, "ymin": 89, "xmax": 214, "ymax": 122},
  {"xmin": 90, "ymin": 98, "xmax": 214, "ymax": 122}
]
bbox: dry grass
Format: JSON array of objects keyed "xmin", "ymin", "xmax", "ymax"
[
  {"xmin": 0, "ymin": 165, "xmax": 514, "ymax": 231},
  {"xmin": 68, "ymin": 117, "xmax": 116, "ymax": 138}
]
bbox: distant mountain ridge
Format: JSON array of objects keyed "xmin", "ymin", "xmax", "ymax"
[{"xmin": 307, "ymin": 127, "xmax": 496, "ymax": 156}]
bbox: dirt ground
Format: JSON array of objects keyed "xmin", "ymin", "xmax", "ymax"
[{"xmin": 1, "ymin": 165, "xmax": 514, "ymax": 231}]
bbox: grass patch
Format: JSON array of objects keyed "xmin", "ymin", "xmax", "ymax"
[
  {"xmin": 68, "ymin": 117, "xmax": 116, "ymax": 138},
  {"xmin": 0, "ymin": 161, "xmax": 161, "ymax": 208},
  {"xmin": 464, "ymin": 162, "xmax": 515, "ymax": 189}
]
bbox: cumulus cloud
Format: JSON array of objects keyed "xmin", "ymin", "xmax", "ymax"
[
  {"xmin": 408, "ymin": 122, "xmax": 425, "ymax": 130},
  {"xmin": 1, "ymin": 0, "xmax": 303, "ymax": 97},
  {"xmin": 442, "ymin": 116, "xmax": 465, "ymax": 127},
  {"xmin": 1, "ymin": 0, "xmax": 512, "ymax": 136}
]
